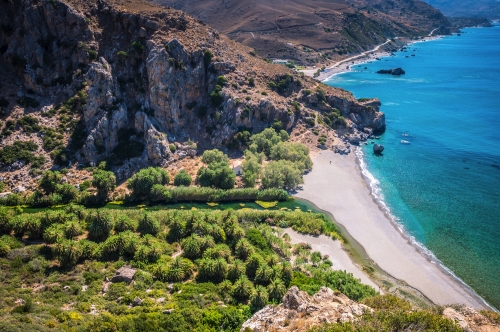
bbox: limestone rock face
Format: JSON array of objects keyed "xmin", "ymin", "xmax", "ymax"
[
  {"xmin": 82, "ymin": 58, "xmax": 128, "ymax": 163},
  {"xmin": 240, "ymin": 286, "xmax": 372, "ymax": 332},
  {"xmin": 1, "ymin": 0, "xmax": 93, "ymax": 94}
]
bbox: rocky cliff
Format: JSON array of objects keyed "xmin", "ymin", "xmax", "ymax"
[{"xmin": 0, "ymin": 0, "xmax": 384, "ymax": 187}]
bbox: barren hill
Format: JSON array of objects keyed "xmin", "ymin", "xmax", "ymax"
[{"xmin": 153, "ymin": 0, "xmax": 454, "ymax": 65}]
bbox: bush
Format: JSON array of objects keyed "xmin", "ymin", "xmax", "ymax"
[
  {"xmin": 0, "ymin": 141, "xmax": 39, "ymax": 165},
  {"xmin": 204, "ymin": 49, "xmax": 214, "ymax": 67},
  {"xmin": 210, "ymin": 85, "xmax": 224, "ymax": 107},
  {"xmin": 17, "ymin": 116, "xmax": 41, "ymax": 133},
  {"xmin": 169, "ymin": 144, "xmax": 177, "ymax": 153},
  {"xmin": 201, "ymin": 149, "xmax": 229, "ymax": 165},
  {"xmin": 127, "ymin": 167, "xmax": 170, "ymax": 198},
  {"xmin": 88, "ymin": 50, "xmax": 98, "ymax": 61},
  {"xmin": 174, "ymin": 170, "xmax": 192, "ymax": 186},
  {"xmin": 131, "ymin": 41, "xmax": 144, "ymax": 54}
]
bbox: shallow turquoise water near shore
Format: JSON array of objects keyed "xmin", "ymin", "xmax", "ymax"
[{"xmin": 325, "ymin": 25, "xmax": 500, "ymax": 309}]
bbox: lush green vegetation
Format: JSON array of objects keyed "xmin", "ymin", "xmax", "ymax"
[
  {"xmin": 0, "ymin": 205, "xmax": 359, "ymax": 331},
  {"xmin": 197, "ymin": 150, "xmax": 236, "ymax": 190},
  {"xmin": 240, "ymin": 128, "xmax": 313, "ymax": 189},
  {"xmin": 173, "ymin": 170, "xmax": 192, "ymax": 187}
]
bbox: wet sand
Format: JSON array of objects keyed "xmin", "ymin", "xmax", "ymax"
[{"xmin": 294, "ymin": 150, "xmax": 490, "ymax": 309}]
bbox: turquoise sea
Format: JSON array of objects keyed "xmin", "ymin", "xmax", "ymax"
[{"xmin": 325, "ymin": 24, "xmax": 500, "ymax": 309}]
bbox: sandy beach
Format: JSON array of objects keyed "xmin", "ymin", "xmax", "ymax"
[
  {"xmin": 301, "ymin": 35, "xmax": 444, "ymax": 81},
  {"xmin": 294, "ymin": 150, "xmax": 491, "ymax": 309}
]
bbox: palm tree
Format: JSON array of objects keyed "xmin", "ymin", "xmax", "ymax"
[
  {"xmin": 213, "ymin": 257, "xmax": 228, "ymax": 282},
  {"xmin": 232, "ymin": 276, "xmax": 254, "ymax": 302},
  {"xmin": 267, "ymin": 279, "xmax": 287, "ymax": 302},
  {"xmin": 255, "ymin": 265, "xmax": 272, "ymax": 286},
  {"xmin": 245, "ymin": 253, "xmax": 264, "ymax": 279},
  {"xmin": 99, "ymin": 235, "xmax": 121, "ymax": 260},
  {"xmin": 137, "ymin": 213, "xmax": 160, "ymax": 236},
  {"xmin": 118, "ymin": 231, "xmax": 140, "ymax": 256},
  {"xmin": 181, "ymin": 234, "xmax": 202, "ymax": 259},
  {"xmin": 280, "ymin": 262, "xmax": 293, "ymax": 286},
  {"xmin": 114, "ymin": 215, "xmax": 136, "ymax": 233},
  {"xmin": 43, "ymin": 224, "xmax": 65, "ymax": 244},
  {"xmin": 167, "ymin": 218, "xmax": 186, "ymax": 241},
  {"xmin": 235, "ymin": 238, "xmax": 254, "ymax": 260},
  {"xmin": 250, "ymin": 285, "xmax": 269, "ymax": 309},
  {"xmin": 266, "ymin": 255, "xmax": 280, "ymax": 267},
  {"xmin": 166, "ymin": 267, "xmax": 184, "ymax": 282},
  {"xmin": 53, "ymin": 240, "xmax": 82, "ymax": 267},
  {"xmin": 198, "ymin": 257, "xmax": 217, "ymax": 281},
  {"xmin": 218, "ymin": 279, "xmax": 233, "ymax": 298},
  {"xmin": 227, "ymin": 259, "xmax": 246, "ymax": 282},
  {"xmin": 64, "ymin": 221, "xmax": 83, "ymax": 239},
  {"xmin": 87, "ymin": 210, "xmax": 113, "ymax": 241}
]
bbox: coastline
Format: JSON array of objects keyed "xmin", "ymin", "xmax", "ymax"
[
  {"xmin": 300, "ymin": 35, "xmax": 444, "ymax": 82},
  {"xmin": 294, "ymin": 150, "xmax": 494, "ymax": 310}
]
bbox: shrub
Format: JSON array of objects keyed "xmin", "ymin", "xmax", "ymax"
[
  {"xmin": 0, "ymin": 141, "xmax": 39, "ymax": 165},
  {"xmin": 17, "ymin": 115, "xmax": 41, "ymax": 133},
  {"xmin": 127, "ymin": 167, "xmax": 170, "ymax": 198},
  {"xmin": 131, "ymin": 41, "xmax": 144, "ymax": 54},
  {"xmin": 87, "ymin": 50, "xmax": 98, "ymax": 61},
  {"xmin": 204, "ymin": 50, "xmax": 214, "ymax": 67},
  {"xmin": 169, "ymin": 144, "xmax": 177, "ymax": 153},
  {"xmin": 210, "ymin": 85, "xmax": 224, "ymax": 107},
  {"xmin": 217, "ymin": 76, "xmax": 228, "ymax": 86},
  {"xmin": 174, "ymin": 170, "xmax": 192, "ymax": 186}
]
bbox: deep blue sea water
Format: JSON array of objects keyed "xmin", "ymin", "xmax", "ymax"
[{"xmin": 325, "ymin": 25, "xmax": 500, "ymax": 309}]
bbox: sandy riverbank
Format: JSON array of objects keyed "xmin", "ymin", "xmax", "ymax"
[
  {"xmin": 284, "ymin": 228, "xmax": 379, "ymax": 290},
  {"xmin": 294, "ymin": 150, "xmax": 490, "ymax": 309}
]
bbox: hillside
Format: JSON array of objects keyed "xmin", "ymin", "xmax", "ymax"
[
  {"xmin": 424, "ymin": 0, "xmax": 500, "ymax": 20},
  {"xmin": 153, "ymin": 0, "xmax": 455, "ymax": 66},
  {"xmin": 0, "ymin": 0, "xmax": 384, "ymax": 193}
]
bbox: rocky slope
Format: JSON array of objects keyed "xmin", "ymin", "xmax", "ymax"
[
  {"xmin": 241, "ymin": 286, "xmax": 372, "ymax": 331},
  {"xmin": 0, "ymin": 0, "xmax": 384, "ymax": 190},
  {"xmin": 241, "ymin": 286, "xmax": 500, "ymax": 332},
  {"xmin": 154, "ymin": 0, "xmax": 455, "ymax": 66}
]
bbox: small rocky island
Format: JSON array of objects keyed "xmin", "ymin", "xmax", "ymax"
[{"xmin": 377, "ymin": 68, "xmax": 406, "ymax": 75}]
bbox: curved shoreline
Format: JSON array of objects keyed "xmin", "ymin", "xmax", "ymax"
[
  {"xmin": 294, "ymin": 150, "xmax": 494, "ymax": 310},
  {"xmin": 353, "ymin": 147, "xmax": 496, "ymax": 312}
]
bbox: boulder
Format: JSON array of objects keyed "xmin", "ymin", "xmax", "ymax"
[
  {"xmin": 376, "ymin": 68, "xmax": 405, "ymax": 75},
  {"xmin": 373, "ymin": 144, "xmax": 384, "ymax": 154},
  {"xmin": 111, "ymin": 266, "xmax": 137, "ymax": 283}
]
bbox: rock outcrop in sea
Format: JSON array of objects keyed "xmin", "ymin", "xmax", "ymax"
[{"xmin": 377, "ymin": 68, "xmax": 406, "ymax": 75}]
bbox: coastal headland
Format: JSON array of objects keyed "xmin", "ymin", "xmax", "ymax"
[{"xmin": 294, "ymin": 150, "xmax": 492, "ymax": 310}]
